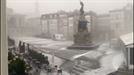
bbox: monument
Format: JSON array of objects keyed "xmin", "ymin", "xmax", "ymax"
[{"xmin": 68, "ymin": 0, "xmax": 98, "ymax": 50}]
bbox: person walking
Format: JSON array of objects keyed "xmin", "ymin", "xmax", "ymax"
[{"xmin": 57, "ymin": 68, "xmax": 62, "ymax": 75}]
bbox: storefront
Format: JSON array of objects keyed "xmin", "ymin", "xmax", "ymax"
[{"xmin": 120, "ymin": 32, "xmax": 133, "ymax": 70}]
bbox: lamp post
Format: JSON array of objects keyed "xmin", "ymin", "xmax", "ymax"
[
  {"xmin": 52, "ymin": 50, "xmax": 55, "ymax": 67},
  {"xmin": 40, "ymin": 15, "xmax": 43, "ymax": 34}
]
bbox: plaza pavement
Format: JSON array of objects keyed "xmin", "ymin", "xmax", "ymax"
[{"xmin": 12, "ymin": 36, "xmax": 125, "ymax": 75}]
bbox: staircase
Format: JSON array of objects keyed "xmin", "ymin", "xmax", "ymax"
[{"xmin": 71, "ymin": 65, "xmax": 90, "ymax": 75}]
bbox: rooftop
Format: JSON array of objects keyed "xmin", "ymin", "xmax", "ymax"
[{"xmin": 120, "ymin": 32, "xmax": 133, "ymax": 47}]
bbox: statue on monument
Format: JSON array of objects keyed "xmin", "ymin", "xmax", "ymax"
[
  {"xmin": 78, "ymin": 0, "xmax": 88, "ymax": 32},
  {"xmin": 67, "ymin": 0, "xmax": 98, "ymax": 50},
  {"xmin": 80, "ymin": 0, "xmax": 84, "ymax": 15},
  {"xmin": 73, "ymin": 0, "xmax": 92, "ymax": 45}
]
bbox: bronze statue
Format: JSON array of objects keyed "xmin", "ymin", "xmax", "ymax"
[{"xmin": 80, "ymin": 0, "xmax": 84, "ymax": 15}]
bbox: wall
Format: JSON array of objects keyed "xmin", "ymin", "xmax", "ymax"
[
  {"xmin": 97, "ymin": 14, "xmax": 112, "ymax": 42},
  {"xmin": 1, "ymin": 0, "xmax": 8, "ymax": 75}
]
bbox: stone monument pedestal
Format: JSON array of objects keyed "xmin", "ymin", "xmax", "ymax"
[
  {"xmin": 67, "ymin": 30, "xmax": 99, "ymax": 50},
  {"xmin": 67, "ymin": 20, "xmax": 99, "ymax": 50}
]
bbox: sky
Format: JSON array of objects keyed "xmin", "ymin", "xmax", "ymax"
[{"xmin": 7, "ymin": 0, "xmax": 133, "ymax": 15}]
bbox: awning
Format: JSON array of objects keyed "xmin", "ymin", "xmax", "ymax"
[{"xmin": 120, "ymin": 32, "xmax": 133, "ymax": 46}]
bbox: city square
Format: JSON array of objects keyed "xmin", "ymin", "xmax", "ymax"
[{"xmin": 6, "ymin": 0, "xmax": 133, "ymax": 75}]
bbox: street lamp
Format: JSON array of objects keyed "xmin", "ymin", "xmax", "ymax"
[{"xmin": 52, "ymin": 50, "xmax": 55, "ymax": 68}]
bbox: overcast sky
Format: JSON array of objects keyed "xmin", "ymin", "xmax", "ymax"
[{"xmin": 7, "ymin": 0, "xmax": 133, "ymax": 15}]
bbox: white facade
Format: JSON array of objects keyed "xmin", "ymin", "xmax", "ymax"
[
  {"xmin": 110, "ymin": 9, "xmax": 125, "ymax": 36},
  {"xmin": 109, "ymin": 4, "xmax": 133, "ymax": 37},
  {"xmin": 97, "ymin": 14, "xmax": 112, "ymax": 41},
  {"xmin": 68, "ymin": 17, "xmax": 74, "ymax": 40},
  {"xmin": 7, "ymin": 13, "xmax": 27, "ymax": 37},
  {"xmin": 42, "ymin": 20, "xmax": 48, "ymax": 34},
  {"xmin": 85, "ymin": 15, "xmax": 91, "ymax": 32},
  {"xmin": 59, "ymin": 14, "xmax": 68, "ymax": 39},
  {"xmin": 49, "ymin": 19, "xmax": 58, "ymax": 37}
]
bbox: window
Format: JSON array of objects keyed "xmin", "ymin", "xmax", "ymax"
[{"xmin": 130, "ymin": 48, "xmax": 133, "ymax": 65}]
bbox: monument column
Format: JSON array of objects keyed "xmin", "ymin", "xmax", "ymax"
[{"xmin": 68, "ymin": 1, "xmax": 98, "ymax": 50}]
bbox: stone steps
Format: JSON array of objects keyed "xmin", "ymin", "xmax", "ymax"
[
  {"xmin": 75, "ymin": 65, "xmax": 89, "ymax": 70},
  {"xmin": 71, "ymin": 69, "xmax": 81, "ymax": 75},
  {"xmin": 71, "ymin": 64, "xmax": 91, "ymax": 75}
]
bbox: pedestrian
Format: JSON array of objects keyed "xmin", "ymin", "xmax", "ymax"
[
  {"xmin": 25, "ymin": 43, "xmax": 30, "ymax": 53},
  {"xmin": 47, "ymin": 68, "xmax": 51, "ymax": 75},
  {"xmin": 54, "ymin": 65, "xmax": 58, "ymax": 71},
  {"xmin": 18, "ymin": 41, "xmax": 22, "ymax": 51},
  {"xmin": 57, "ymin": 68, "xmax": 62, "ymax": 75},
  {"xmin": 27, "ymin": 44, "xmax": 30, "ymax": 51},
  {"xmin": 19, "ymin": 42, "xmax": 25, "ymax": 53},
  {"xmin": 22, "ymin": 42, "xmax": 25, "ymax": 53}
]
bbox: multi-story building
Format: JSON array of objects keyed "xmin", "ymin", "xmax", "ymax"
[
  {"xmin": 41, "ymin": 13, "xmax": 59, "ymax": 38},
  {"xmin": 58, "ymin": 12, "xmax": 69, "ymax": 39},
  {"xmin": 7, "ymin": 8, "xmax": 42, "ymax": 37},
  {"xmin": 85, "ymin": 11, "xmax": 98, "ymax": 42},
  {"xmin": 123, "ymin": 4, "xmax": 133, "ymax": 34},
  {"xmin": 41, "ymin": 14, "xmax": 50, "ymax": 36},
  {"xmin": 41, "ymin": 11, "xmax": 69, "ymax": 40},
  {"xmin": 68, "ymin": 15, "xmax": 75, "ymax": 40},
  {"xmin": 109, "ymin": 4, "xmax": 133, "ymax": 37},
  {"xmin": 40, "ymin": 4, "xmax": 133, "ymax": 42},
  {"xmin": 110, "ymin": 9, "xmax": 125, "ymax": 37},
  {"xmin": 6, "ymin": 8, "xmax": 14, "ymax": 21},
  {"xmin": 7, "ymin": 12, "xmax": 26, "ymax": 36},
  {"xmin": 95, "ymin": 4, "xmax": 133, "ymax": 42},
  {"xmin": 97, "ymin": 14, "xmax": 113, "ymax": 42},
  {"xmin": 26, "ymin": 17, "xmax": 42, "ymax": 36},
  {"xmin": 41, "ymin": 10, "xmax": 97, "ymax": 41}
]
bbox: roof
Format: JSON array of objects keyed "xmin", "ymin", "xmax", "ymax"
[{"xmin": 120, "ymin": 32, "xmax": 133, "ymax": 46}]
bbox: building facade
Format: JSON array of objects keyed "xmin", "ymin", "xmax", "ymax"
[
  {"xmin": 26, "ymin": 17, "xmax": 42, "ymax": 36},
  {"xmin": 40, "ymin": 4, "xmax": 133, "ymax": 41},
  {"xmin": 41, "ymin": 10, "xmax": 96, "ymax": 41},
  {"xmin": 7, "ymin": 12, "xmax": 26, "ymax": 37},
  {"xmin": 95, "ymin": 4, "xmax": 133, "ymax": 42},
  {"xmin": 97, "ymin": 14, "xmax": 113, "ymax": 42},
  {"xmin": 7, "ymin": 8, "xmax": 42, "ymax": 37},
  {"xmin": 109, "ymin": 4, "xmax": 133, "ymax": 37}
]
